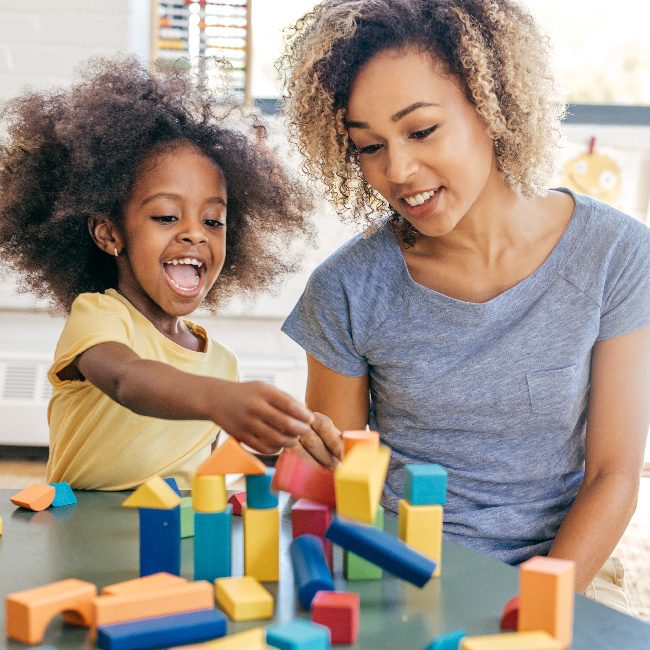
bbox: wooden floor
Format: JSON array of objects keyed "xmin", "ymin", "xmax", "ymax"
[{"xmin": 1, "ymin": 457, "xmax": 648, "ymax": 621}]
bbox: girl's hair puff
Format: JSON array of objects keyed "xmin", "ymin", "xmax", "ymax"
[
  {"xmin": 279, "ymin": 0, "xmax": 565, "ymax": 231},
  {"xmin": 0, "ymin": 55, "xmax": 314, "ymax": 312}
]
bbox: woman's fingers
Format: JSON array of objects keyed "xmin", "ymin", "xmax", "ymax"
[{"xmin": 310, "ymin": 412, "xmax": 344, "ymax": 460}]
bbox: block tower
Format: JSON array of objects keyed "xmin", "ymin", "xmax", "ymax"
[{"xmin": 398, "ymin": 464, "xmax": 447, "ymax": 576}]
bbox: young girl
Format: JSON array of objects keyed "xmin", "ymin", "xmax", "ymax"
[
  {"xmin": 279, "ymin": 0, "xmax": 650, "ymax": 609},
  {"xmin": 0, "ymin": 55, "xmax": 317, "ymax": 491}
]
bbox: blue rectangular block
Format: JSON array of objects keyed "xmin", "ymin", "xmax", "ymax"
[
  {"xmin": 49, "ymin": 482, "xmax": 77, "ymax": 507},
  {"xmin": 325, "ymin": 516, "xmax": 436, "ymax": 587},
  {"xmin": 404, "ymin": 464, "xmax": 447, "ymax": 505},
  {"xmin": 97, "ymin": 608, "xmax": 227, "ymax": 650},
  {"xmin": 194, "ymin": 504, "xmax": 232, "ymax": 581},
  {"xmin": 266, "ymin": 619, "xmax": 330, "ymax": 650},
  {"xmin": 246, "ymin": 467, "xmax": 279, "ymax": 509},
  {"xmin": 139, "ymin": 505, "xmax": 181, "ymax": 577}
]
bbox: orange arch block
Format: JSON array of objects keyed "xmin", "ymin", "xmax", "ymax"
[
  {"xmin": 10, "ymin": 483, "xmax": 55, "ymax": 511},
  {"xmin": 196, "ymin": 437, "xmax": 265, "ymax": 476},
  {"xmin": 6, "ymin": 578, "xmax": 97, "ymax": 644}
]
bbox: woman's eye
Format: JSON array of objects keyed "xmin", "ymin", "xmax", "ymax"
[
  {"xmin": 204, "ymin": 219, "xmax": 225, "ymax": 228},
  {"xmin": 152, "ymin": 215, "xmax": 177, "ymax": 223},
  {"xmin": 358, "ymin": 143, "xmax": 383, "ymax": 155},
  {"xmin": 411, "ymin": 125, "xmax": 437, "ymax": 140}
]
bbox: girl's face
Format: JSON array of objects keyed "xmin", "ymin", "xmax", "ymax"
[
  {"xmin": 346, "ymin": 47, "xmax": 500, "ymax": 238},
  {"xmin": 117, "ymin": 142, "xmax": 227, "ymax": 318}
]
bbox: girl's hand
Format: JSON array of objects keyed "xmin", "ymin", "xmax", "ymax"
[
  {"xmin": 297, "ymin": 412, "xmax": 344, "ymax": 469},
  {"xmin": 213, "ymin": 381, "xmax": 314, "ymax": 455}
]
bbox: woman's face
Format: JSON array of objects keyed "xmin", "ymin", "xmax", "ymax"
[{"xmin": 346, "ymin": 47, "xmax": 500, "ymax": 238}]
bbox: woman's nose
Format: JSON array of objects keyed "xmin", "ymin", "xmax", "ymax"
[{"xmin": 384, "ymin": 146, "xmax": 418, "ymax": 184}]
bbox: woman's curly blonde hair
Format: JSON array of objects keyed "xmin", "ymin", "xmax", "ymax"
[{"xmin": 279, "ymin": 0, "xmax": 565, "ymax": 235}]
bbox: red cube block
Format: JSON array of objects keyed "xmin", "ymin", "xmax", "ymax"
[
  {"xmin": 227, "ymin": 491, "xmax": 246, "ymax": 516},
  {"xmin": 291, "ymin": 499, "xmax": 333, "ymax": 570},
  {"xmin": 312, "ymin": 591, "xmax": 360, "ymax": 645}
]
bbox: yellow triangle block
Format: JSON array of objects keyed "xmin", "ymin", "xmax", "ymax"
[
  {"xmin": 196, "ymin": 437, "xmax": 266, "ymax": 476},
  {"xmin": 122, "ymin": 476, "xmax": 181, "ymax": 509}
]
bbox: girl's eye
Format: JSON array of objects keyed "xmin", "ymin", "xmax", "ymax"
[
  {"xmin": 358, "ymin": 143, "xmax": 383, "ymax": 155},
  {"xmin": 411, "ymin": 125, "xmax": 438, "ymax": 140},
  {"xmin": 204, "ymin": 219, "xmax": 225, "ymax": 228},
  {"xmin": 152, "ymin": 215, "xmax": 177, "ymax": 223}
]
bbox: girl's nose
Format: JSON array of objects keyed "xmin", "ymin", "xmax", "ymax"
[
  {"xmin": 178, "ymin": 222, "xmax": 207, "ymax": 245},
  {"xmin": 384, "ymin": 146, "xmax": 418, "ymax": 184}
]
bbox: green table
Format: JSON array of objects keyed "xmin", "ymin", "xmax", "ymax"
[{"xmin": 0, "ymin": 490, "xmax": 648, "ymax": 649}]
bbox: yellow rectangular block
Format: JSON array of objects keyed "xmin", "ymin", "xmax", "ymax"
[
  {"xmin": 461, "ymin": 631, "xmax": 562, "ymax": 649},
  {"xmin": 334, "ymin": 444, "xmax": 390, "ymax": 523},
  {"xmin": 192, "ymin": 474, "xmax": 227, "ymax": 513},
  {"xmin": 243, "ymin": 506, "xmax": 279, "ymax": 582},
  {"xmin": 397, "ymin": 499, "xmax": 443, "ymax": 577},
  {"xmin": 519, "ymin": 556, "xmax": 575, "ymax": 649},
  {"xmin": 172, "ymin": 627, "xmax": 268, "ymax": 648},
  {"xmin": 215, "ymin": 576, "xmax": 274, "ymax": 621}
]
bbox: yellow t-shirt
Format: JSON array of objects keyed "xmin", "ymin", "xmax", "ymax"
[{"xmin": 46, "ymin": 289, "xmax": 238, "ymax": 490}]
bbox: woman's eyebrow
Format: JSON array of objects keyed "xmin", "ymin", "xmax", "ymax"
[{"xmin": 345, "ymin": 102, "xmax": 439, "ymax": 129}]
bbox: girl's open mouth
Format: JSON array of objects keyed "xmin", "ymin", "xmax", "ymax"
[{"xmin": 162, "ymin": 257, "xmax": 205, "ymax": 296}]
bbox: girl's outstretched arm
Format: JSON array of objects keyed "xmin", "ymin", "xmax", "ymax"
[
  {"xmin": 70, "ymin": 341, "xmax": 314, "ymax": 455},
  {"xmin": 548, "ymin": 324, "xmax": 650, "ymax": 592}
]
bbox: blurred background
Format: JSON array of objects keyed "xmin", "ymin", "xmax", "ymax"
[{"xmin": 0, "ymin": 0, "xmax": 648, "ymax": 617}]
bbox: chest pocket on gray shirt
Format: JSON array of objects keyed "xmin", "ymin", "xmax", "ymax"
[{"xmin": 526, "ymin": 366, "xmax": 579, "ymax": 415}]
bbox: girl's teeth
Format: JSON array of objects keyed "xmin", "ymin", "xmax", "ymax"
[{"xmin": 404, "ymin": 190, "xmax": 436, "ymax": 207}]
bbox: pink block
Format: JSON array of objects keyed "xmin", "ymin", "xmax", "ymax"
[
  {"xmin": 271, "ymin": 451, "xmax": 336, "ymax": 507},
  {"xmin": 291, "ymin": 499, "xmax": 334, "ymax": 570},
  {"xmin": 227, "ymin": 491, "xmax": 246, "ymax": 516},
  {"xmin": 312, "ymin": 591, "xmax": 360, "ymax": 645}
]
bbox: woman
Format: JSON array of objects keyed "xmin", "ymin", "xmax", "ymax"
[{"xmin": 280, "ymin": 0, "xmax": 650, "ymax": 610}]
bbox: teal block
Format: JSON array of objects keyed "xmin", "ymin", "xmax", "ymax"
[
  {"xmin": 194, "ymin": 505, "xmax": 232, "ymax": 581},
  {"xmin": 404, "ymin": 464, "xmax": 447, "ymax": 505},
  {"xmin": 49, "ymin": 482, "xmax": 77, "ymax": 507},
  {"xmin": 344, "ymin": 506, "xmax": 383, "ymax": 581},
  {"xmin": 423, "ymin": 629, "xmax": 466, "ymax": 649},
  {"xmin": 180, "ymin": 496, "xmax": 194, "ymax": 538},
  {"xmin": 246, "ymin": 467, "xmax": 279, "ymax": 509},
  {"xmin": 266, "ymin": 619, "xmax": 331, "ymax": 650}
]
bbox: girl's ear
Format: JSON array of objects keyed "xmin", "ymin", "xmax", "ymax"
[{"xmin": 88, "ymin": 216, "xmax": 124, "ymax": 256}]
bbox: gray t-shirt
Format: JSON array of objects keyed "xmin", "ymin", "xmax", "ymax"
[{"xmin": 282, "ymin": 190, "xmax": 650, "ymax": 564}]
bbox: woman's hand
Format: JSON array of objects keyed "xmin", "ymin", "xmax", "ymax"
[{"xmin": 298, "ymin": 412, "xmax": 344, "ymax": 468}]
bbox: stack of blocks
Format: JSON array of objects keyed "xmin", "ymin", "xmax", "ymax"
[{"xmin": 398, "ymin": 463, "xmax": 447, "ymax": 577}]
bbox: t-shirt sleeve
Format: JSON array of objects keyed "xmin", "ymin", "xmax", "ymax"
[
  {"xmin": 49, "ymin": 292, "xmax": 133, "ymax": 386},
  {"xmin": 282, "ymin": 264, "xmax": 368, "ymax": 377},
  {"xmin": 598, "ymin": 222, "xmax": 650, "ymax": 340}
]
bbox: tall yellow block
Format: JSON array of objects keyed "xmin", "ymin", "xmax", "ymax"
[
  {"xmin": 397, "ymin": 499, "xmax": 443, "ymax": 577},
  {"xmin": 172, "ymin": 627, "xmax": 268, "ymax": 648},
  {"xmin": 461, "ymin": 631, "xmax": 562, "ymax": 649},
  {"xmin": 243, "ymin": 506, "xmax": 279, "ymax": 581},
  {"xmin": 215, "ymin": 576, "xmax": 274, "ymax": 621},
  {"xmin": 519, "ymin": 556, "xmax": 575, "ymax": 649},
  {"xmin": 334, "ymin": 443, "xmax": 390, "ymax": 524},
  {"xmin": 192, "ymin": 475, "xmax": 227, "ymax": 513}
]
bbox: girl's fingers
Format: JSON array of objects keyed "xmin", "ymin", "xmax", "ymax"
[
  {"xmin": 257, "ymin": 401, "xmax": 313, "ymax": 439},
  {"xmin": 264, "ymin": 385, "xmax": 314, "ymax": 423}
]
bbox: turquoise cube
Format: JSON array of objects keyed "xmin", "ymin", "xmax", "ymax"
[
  {"xmin": 266, "ymin": 619, "xmax": 330, "ymax": 650},
  {"xmin": 49, "ymin": 482, "xmax": 77, "ymax": 507},
  {"xmin": 246, "ymin": 467, "xmax": 279, "ymax": 509},
  {"xmin": 404, "ymin": 464, "xmax": 447, "ymax": 505},
  {"xmin": 424, "ymin": 629, "xmax": 466, "ymax": 649}
]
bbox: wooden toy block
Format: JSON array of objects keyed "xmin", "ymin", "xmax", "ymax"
[
  {"xmin": 266, "ymin": 619, "xmax": 331, "ymax": 650},
  {"xmin": 404, "ymin": 464, "xmax": 447, "ymax": 506},
  {"xmin": 341, "ymin": 429, "xmax": 379, "ymax": 455},
  {"xmin": 173, "ymin": 627, "xmax": 268, "ymax": 649},
  {"xmin": 334, "ymin": 443, "xmax": 390, "ymax": 524},
  {"xmin": 214, "ymin": 576, "xmax": 274, "ymax": 621},
  {"xmin": 49, "ymin": 481, "xmax": 77, "ymax": 507},
  {"xmin": 246, "ymin": 468, "xmax": 279, "ymax": 509},
  {"xmin": 139, "ymin": 500, "xmax": 181, "ymax": 576},
  {"xmin": 291, "ymin": 499, "xmax": 333, "ymax": 570},
  {"xmin": 325, "ymin": 515, "xmax": 436, "ymax": 587},
  {"xmin": 0, "ymin": 514, "xmax": 3, "ymax": 535},
  {"xmin": 312, "ymin": 590, "xmax": 360, "ymax": 644},
  {"xmin": 10, "ymin": 483, "xmax": 55, "ymax": 511},
  {"xmin": 195, "ymin": 505, "xmax": 232, "ymax": 581},
  {"xmin": 460, "ymin": 631, "xmax": 562, "ymax": 649},
  {"xmin": 499, "ymin": 595, "xmax": 519, "ymax": 631},
  {"xmin": 243, "ymin": 505, "xmax": 279, "ymax": 581},
  {"xmin": 164, "ymin": 476, "xmax": 182, "ymax": 495},
  {"xmin": 181, "ymin": 496, "xmax": 195, "ymax": 537},
  {"xmin": 193, "ymin": 474, "xmax": 227, "ymax": 513},
  {"xmin": 289, "ymin": 535, "xmax": 335, "ymax": 610},
  {"xmin": 228, "ymin": 491, "xmax": 246, "ymax": 515},
  {"xmin": 93, "ymin": 580, "xmax": 214, "ymax": 627},
  {"xmin": 196, "ymin": 436, "xmax": 266, "ymax": 476},
  {"xmin": 103, "ymin": 573, "xmax": 187, "ymax": 596},
  {"xmin": 271, "ymin": 450, "xmax": 336, "ymax": 507},
  {"xmin": 518, "ymin": 556, "xmax": 575, "ymax": 648},
  {"xmin": 397, "ymin": 499, "xmax": 443, "ymax": 577},
  {"xmin": 6, "ymin": 578, "xmax": 97, "ymax": 644},
  {"xmin": 423, "ymin": 628, "xmax": 466, "ymax": 649},
  {"xmin": 344, "ymin": 506, "xmax": 384, "ymax": 581},
  {"xmin": 122, "ymin": 476, "xmax": 181, "ymax": 509},
  {"xmin": 97, "ymin": 608, "xmax": 227, "ymax": 650}
]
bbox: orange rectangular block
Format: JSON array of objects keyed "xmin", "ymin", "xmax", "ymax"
[
  {"xmin": 102, "ymin": 572, "xmax": 187, "ymax": 596},
  {"xmin": 341, "ymin": 430, "xmax": 379, "ymax": 456},
  {"xmin": 6, "ymin": 578, "xmax": 96, "ymax": 645},
  {"xmin": 93, "ymin": 580, "xmax": 214, "ymax": 627},
  {"xmin": 10, "ymin": 483, "xmax": 55, "ymax": 511},
  {"xmin": 519, "ymin": 556, "xmax": 575, "ymax": 649}
]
